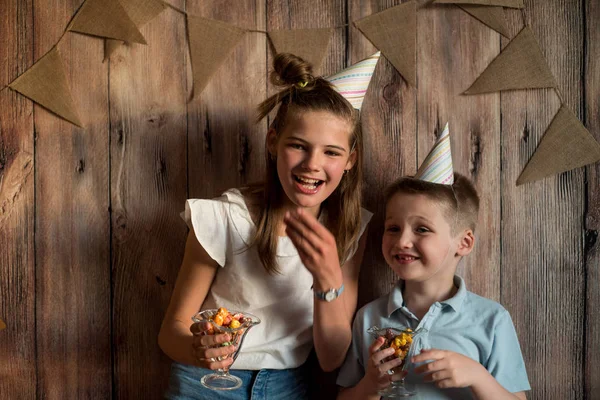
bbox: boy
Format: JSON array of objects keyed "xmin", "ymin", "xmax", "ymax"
[
  {"xmin": 337, "ymin": 173, "xmax": 530, "ymax": 399},
  {"xmin": 336, "ymin": 123, "xmax": 530, "ymax": 399}
]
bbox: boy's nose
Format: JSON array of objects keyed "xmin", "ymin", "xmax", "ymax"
[{"xmin": 397, "ymin": 232, "xmax": 413, "ymax": 249}]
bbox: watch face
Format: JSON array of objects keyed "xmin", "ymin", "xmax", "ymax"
[{"xmin": 325, "ymin": 291, "xmax": 336, "ymax": 302}]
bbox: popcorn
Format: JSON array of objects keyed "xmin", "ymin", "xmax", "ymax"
[
  {"xmin": 208, "ymin": 307, "xmax": 248, "ymax": 330},
  {"xmin": 383, "ymin": 328, "xmax": 414, "ymax": 363}
]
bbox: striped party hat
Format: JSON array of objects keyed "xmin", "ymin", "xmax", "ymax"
[
  {"xmin": 326, "ymin": 52, "xmax": 380, "ymax": 110},
  {"xmin": 415, "ymin": 123, "xmax": 454, "ymax": 185}
]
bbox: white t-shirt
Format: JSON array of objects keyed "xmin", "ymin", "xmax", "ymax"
[{"xmin": 182, "ymin": 188, "xmax": 373, "ymax": 370}]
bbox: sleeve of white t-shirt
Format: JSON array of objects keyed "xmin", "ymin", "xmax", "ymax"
[
  {"xmin": 180, "ymin": 195, "xmax": 229, "ymax": 267},
  {"xmin": 486, "ymin": 309, "xmax": 531, "ymax": 393}
]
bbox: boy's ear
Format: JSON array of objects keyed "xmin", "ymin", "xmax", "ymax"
[
  {"xmin": 456, "ymin": 229, "xmax": 475, "ymax": 256},
  {"xmin": 266, "ymin": 128, "xmax": 278, "ymax": 157}
]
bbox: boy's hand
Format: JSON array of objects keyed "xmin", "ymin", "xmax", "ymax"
[
  {"xmin": 362, "ymin": 337, "xmax": 407, "ymax": 394},
  {"xmin": 412, "ymin": 349, "xmax": 487, "ymax": 389},
  {"xmin": 283, "ymin": 208, "xmax": 342, "ymax": 289}
]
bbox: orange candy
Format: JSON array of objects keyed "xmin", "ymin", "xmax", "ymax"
[{"xmin": 210, "ymin": 307, "xmax": 246, "ymax": 329}]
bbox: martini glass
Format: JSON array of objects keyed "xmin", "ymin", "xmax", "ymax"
[
  {"xmin": 367, "ymin": 326, "xmax": 425, "ymax": 398},
  {"xmin": 192, "ymin": 309, "xmax": 261, "ymax": 390}
]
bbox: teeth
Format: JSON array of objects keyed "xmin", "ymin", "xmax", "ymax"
[{"xmin": 296, "ymin": 176, "xmax": 320, "ymax": 184}]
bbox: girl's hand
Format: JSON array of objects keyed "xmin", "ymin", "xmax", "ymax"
[
  {"xmin": 283, "ymin": 208, "xmax": 342, "ymax": 289},
  {"xmin": 362, "ymin": 337, "xmax": 406, "ymax": 394},
  {"xmin": 412, "ymin": 349, "xmax": 487, "ymax": 389},
  {"xmin": 190, "ymin": 321, "xmax": 236, "ymax": 370}
]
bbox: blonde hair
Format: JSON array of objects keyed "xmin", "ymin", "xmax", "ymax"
[
  {"xmin": 384, "ymin": 173, "xmax": 480, "ymax": 233},
  {"xmin": 251, "ymin": 53, "xmax": 364, "ymax": 274}
]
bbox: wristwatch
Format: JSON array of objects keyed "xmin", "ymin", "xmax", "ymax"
[{"xmin": 314, "ymin": 284, "xmax": 345, "ymax": 302}]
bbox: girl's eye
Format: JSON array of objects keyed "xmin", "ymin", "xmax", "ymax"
[
  {"xmin": 416, "ymin": 227, "xmax": 430, "ymax": 233},
  {"xmin": 386, "ymin": 226, "xmax": 400, "ymax": 233},
  {"xmin": 289, "ymin": 143, "xmax": 305, "ymax": 150},
  {"xmin": 325, "ymin": 151, "xmax": 342, "ymax": 157}
]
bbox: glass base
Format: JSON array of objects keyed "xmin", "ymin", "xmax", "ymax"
[
  {"xmin": 201, "ymin": 373, "xmax": 242, "ymax": 391},
  {"xmin": 378, "ymin": 385, "xmax": 416, "ymax": 398}
]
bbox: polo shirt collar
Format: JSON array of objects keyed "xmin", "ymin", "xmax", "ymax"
[{"xmin": 387, "ymin": 275, "xmax": 468, "ymax": 317}]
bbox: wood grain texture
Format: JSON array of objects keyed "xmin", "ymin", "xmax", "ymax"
[
  {"xmin": 188, "ymin": 0, "xmax": 267, "ymax": 200},
  {"xmin": 349, "ymin": 0, "xmax": 418, "ymax": 308},
  {"xmin": 501, "ymin": 1, "xmax": 585, "ymax": 399},
  {"xmin": 109, "ymin": 1, "xmax": 188, "ymax": 397},
  {"xmin": 0, "ymin": 0, "xmax": 35, "ymax": 398},
  {"xmin": 417, "ymin": 2, "xmax": 501, "ymax": 301},
  {"xmin": 34, "ymin": 0, "xmax": 111, "ymax": 397},
  {"xmin": 0, "ymin": 1, "xmax": 598, "ymax": 398},
  {"xmin": 584, "ymin": 0, "xmax": 600, "ymax": 397}
]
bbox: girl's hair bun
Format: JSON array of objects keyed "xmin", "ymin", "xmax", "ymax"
[{"xmin": 270, "ymin": 53, "xmax": 314, "ymax": 88}]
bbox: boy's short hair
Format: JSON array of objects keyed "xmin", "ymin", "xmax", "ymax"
[{"xmin": 384, "ymin": 173, "xmax": 480, "ymax": 233}]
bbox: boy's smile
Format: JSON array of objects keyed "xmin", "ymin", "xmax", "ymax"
[{"xmin": 382, "ymin": 193, "xmax": 470, "ymax": 284}]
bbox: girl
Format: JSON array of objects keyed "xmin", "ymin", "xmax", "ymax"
[{"xmin": 159, "ymin": 53, "xmax": 373, "ymax": 399}]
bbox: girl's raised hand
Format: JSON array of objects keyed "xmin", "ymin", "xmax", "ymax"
[
  {"xmin": 190, "ymin": 321, "xmax": 236, "ymax": 370},
  {"xmin": 283, "ymin": 208, "xmax": 342, "ymax": 289},
  {"xmin": 362, "ymin": 337, "xmax": 406, "ymax": 394},
  {"xmin": 412, "ymin": 349, "xmax": 486, "ymax": 389}
]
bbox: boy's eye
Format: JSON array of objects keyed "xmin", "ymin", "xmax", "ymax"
[
  {"xmin": 416, "ymin": 227, "xmax": 430, "ymax": 233},
  {"xmin": 289, "ymin": 143, "xmax": 305, "ymax": 150}
]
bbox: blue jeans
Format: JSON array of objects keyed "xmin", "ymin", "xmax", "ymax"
[{"xmin": 165, "ymin": 362, "xmax": 309, "ymax": 400}]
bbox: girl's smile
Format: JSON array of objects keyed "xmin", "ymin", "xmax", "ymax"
[{"xmin": 268, "ymin": 110, "xmax": 356, "ymax": 216}]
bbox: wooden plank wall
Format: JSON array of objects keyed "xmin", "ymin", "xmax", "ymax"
[{"xmin": 0, "ymin": 0, "xmax": 598, "ymax": 398}]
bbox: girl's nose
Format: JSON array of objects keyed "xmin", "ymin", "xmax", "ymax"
[{"xmin": 301, "ymin": 151, "xmax": 321, "ymax": 171}]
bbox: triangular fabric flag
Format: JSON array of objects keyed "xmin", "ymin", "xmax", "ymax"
[
  {"xmin": 268, "ymin": 28, "xmax": 334, "ymax": 74},
  {"xmin": 105, "ymin": 0, "xmax": 167, "ymax": 59},
  {"xmin": 459, "ymin": 5, "xmax": 510, "ymax": 38},
  {"xmin": 68, "ymin": 0, "xmax": 147, "ymax": 44},
  {"xmin": 517, "ymin": 107, "xmax": 600, "ymax": 185},
  {"xmin": 0, "ymin": 318, "xmax": 5, "ymax": 330},
  {"xmin": 354, "ymin": 1, "xmax": 416, "ymax": 86},
  {"xmin": 9, "ymin": 48, "xmax": 82, "ymax": 127},
  {"xmin": 464, "ymin": 27, "xmax": 557, "ymax": 94},
  {"xmin": 325, "ymin": 52, "xmax": 380, "ymax": 110},
  {"xmin": 435, "ymin": 0, "xmax": 524, "ymax": 8},
  {"xmin": 187, "ymin": 15, "xmax": 246, "ymax": 98},
  {"xmin": 415, "ymin": 123, "xmax": 454, "ymax": 184}
]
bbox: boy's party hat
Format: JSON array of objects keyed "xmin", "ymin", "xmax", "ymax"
[
  {"xmin": 326, "ymin": 52, "xmax": 380, "ymax": 110},
  {"xmin": 415, "ymin": 123, "xmax": 454, "ymax": 185}
]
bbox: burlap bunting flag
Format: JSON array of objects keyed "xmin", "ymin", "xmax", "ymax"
[
  {"xmin": 68, "ymin": 0, "xmax": 146, "ymax": 44},
  {"xmin": 104, "ymin": 0, "xmax": 167, "ymax": 59},
  {"xmin": 435, "ymin": 0, "xmax": 524, "ymax": 8},
  {"xmin": 517, "ymin": 106, "xmax": 600, "ymax": 185},
  {"xmin": 268, "ymin": 28, "xmax": 334, "ymax": 74},
  {"xmin": 187, "ymin": 15, "xmax": 246, "ymax": 98},
  {"xmin": 354, "ymin": 1, "xmax": 416, "ymax": 86},
  {"xmin": 459, "ymin": 5, "xmax": 510, "ymax": 38},
  {"xmin": 464, "ymin": 27, "xmax": 557, "ymax": 94},
  {"xmin": 9, "ymin": 48, "xmax": 82, "ymax": 127}
]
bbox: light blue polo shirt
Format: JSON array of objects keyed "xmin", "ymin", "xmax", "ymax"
[{"xmin": 337, "ymin": 276, "xmax": 530, "ymax": 399}]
